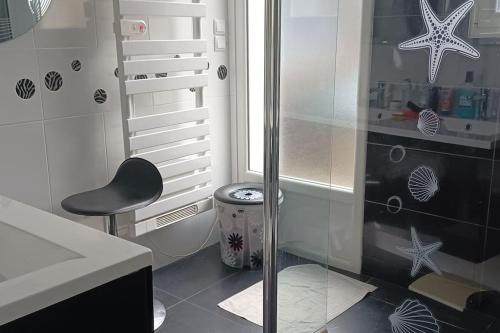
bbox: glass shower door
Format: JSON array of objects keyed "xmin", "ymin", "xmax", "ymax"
[
  {"xmin": 359, "ymin": 0, "xmax": 500, "ymax": 332},
  {"xmin": 261, "ymin": 0, "xmax": 500, "ymax": 332},
  {"xmin": 258, "ymin": 0, "xmax": 341, "ymax": 332}
]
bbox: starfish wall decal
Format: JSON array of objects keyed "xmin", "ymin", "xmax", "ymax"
[
  {"xmin": 397, "ymin": 227, "xmax": 443, "ymax": 278},
  {"xmin": 399, "ymin": 0, "xmax": 480, "ymax": 83}
]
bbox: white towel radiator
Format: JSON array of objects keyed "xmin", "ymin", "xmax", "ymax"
[{"xmin": 113, "ymin": 0, "xmax": 213, "ymax": 237}]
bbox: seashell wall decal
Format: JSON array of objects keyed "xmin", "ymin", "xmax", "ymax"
[
  {"xmin": 417, "ymin": 109, "xmax": 440, "ymax": 137},
  {"xmin": 408, "ymin": 166, "xmax": 439, "ymax": 202},
  {"xmin": 389, "ymin": 299, "xmax": 440, "ymax": 333}
]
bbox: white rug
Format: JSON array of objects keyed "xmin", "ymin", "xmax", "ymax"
[{"xmin": 218, "ymin": 264, "xmax": 376, "ymax": 333}]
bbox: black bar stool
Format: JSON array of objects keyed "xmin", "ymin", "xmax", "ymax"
[{"xmin": 61, "ymin": 157, "xmax": 166, "ymax": 330}]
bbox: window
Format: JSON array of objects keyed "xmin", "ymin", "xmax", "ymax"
[{"xmin": 239, "ymin": 0, "xmax": 357, "ymax": 191}]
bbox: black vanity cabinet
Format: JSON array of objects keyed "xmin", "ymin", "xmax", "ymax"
[
  {"xmin": 1, "ymin": 267, "xmax": 154, "ymax": 333},
  {"xmin": 362, "ymin": 131, "xmax": 500, "ymax": 286}
]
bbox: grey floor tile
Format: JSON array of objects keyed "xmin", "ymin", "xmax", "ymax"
[
  {"xmin": 154, "ymin": 288, "xmax": 183, "ymax": 310},
  {"xmin": 153, "ymin": 244, "xmax": 238, "ymax": 299},
  {"xmin": 327, "ymin": 297, "xmax": 395, "ymax": 333},
  {"xmin": 187, "ymin": 270, "xmax": 263, "ymax": 330},
  {"xmin": 157, "ymin": 301, "xmax": 259, "ymax": 333}
]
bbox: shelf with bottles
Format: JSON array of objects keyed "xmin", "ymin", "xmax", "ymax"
[{"xmin": 369, "ymin": 72, "xmax": 500, "ymax": 122}]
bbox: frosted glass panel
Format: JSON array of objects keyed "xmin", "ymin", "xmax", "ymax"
[{"xmin": 247, "ymin": 0, "xmax": 352, "ymax": 188}]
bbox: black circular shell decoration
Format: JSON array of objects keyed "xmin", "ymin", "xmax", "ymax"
[
  {"xmin": 71, "ymin": 60, "xmax": 82, "ymax": 72},
  {"xmin": 217, "ymin": 65, "xmax": 228, "ymax": 80},
  {"xmin": 44, "ymin": 71, "xmax": 63, "ymax": 91},
  {"xmin": 94, "ymin": 89, "xmax": 107, "ymax": 104},
  {"xmin": 15, "ymin": 79, "xmax": 36, "ymax": 100},
  {"xmin": 114, "ymin": 67, "xmax": 119, "ymax": 78}
]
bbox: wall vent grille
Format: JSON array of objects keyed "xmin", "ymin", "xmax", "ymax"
[{"xmin": 156, "ymin": 205, "xmax": 198, "ymax": 228}]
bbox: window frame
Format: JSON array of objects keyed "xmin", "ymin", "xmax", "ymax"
[{"xmin": 228, "ymin": 0, "xmax": 373, "ymax": 203}]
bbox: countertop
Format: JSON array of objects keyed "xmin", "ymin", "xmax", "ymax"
[{"xmin": 0, "ymin": 195, "xmax": 152, "ymax": 326}]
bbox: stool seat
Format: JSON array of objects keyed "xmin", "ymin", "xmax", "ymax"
[
  {"xmin": 61, "ymin": 158, "xmax": 166, "ymax": 330},
  {"xmin": 61, "ymin": 158, "xmax": 163, "ymax": 216},
  {"xmin": 61, "ymin": 185, "xmax": 158, "ymax": 216}
]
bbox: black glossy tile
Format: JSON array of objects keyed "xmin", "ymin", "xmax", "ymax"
[
  {"xmin": 367, "ymin": 132, "xmax": 493, "ymax": 159},
  {"xmin": 364, "ymin": 201, "xmax": 486, "ymax": 265},
  {"xmin": 368, "ymin": 277, "xmax": 494, "ymax": 332},
  {"xmin": 365, "ymin": 143, "xmax": 492, "ymax": 225},
  {"xmin": 373, "ymin": 16, "xmax": 424, "ymax": 45},
  {"xmin": 486, "ymin": 320, "xmax": 500, "ymax": 332},
  {"xmin": 374, "ymin": 0, "xmax": 423, "ymax": 17},
  {"xmin": 154, "ymin": 288, "xmax": 182, "ymax": 310},
  {"xmin": 187, "ymin": 270, "xmax": 263, "ymax": 330},
  {"xmin": 362, "ymin": 253, "xmax": 415, "ymax": 287},
  {"xmin": 488, "ymin": 160, "xmax": 500, "ymax": 229},
  {"xmin": 479, "ymin": 228, "xmax": 500, "ymax": 301},
  {"xmin": 153, "ymin": 244, "xmax": 238, "ymax": 299},
  {"xmin": 483, "ymin": 228, "xmax": 500, "ymax": 268},
  {"xmin": 158, "ymin": 301, "xmax": 256, "ymax": 333},
  {"xmin": 374, "ymin": 0, "xmax": 450, "ymax": 18}
]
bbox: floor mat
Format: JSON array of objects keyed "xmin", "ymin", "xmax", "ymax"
[{"xmin": 218, "ymin": 264, "xmax": 377, "ymax": 333}]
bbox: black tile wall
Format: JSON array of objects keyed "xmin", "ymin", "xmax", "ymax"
[
  {"xmin": 364, "ymin": 0, "xmax": 500, "ymax": 324},
  {"xmin": 365, "ymin": 142, "xmax": 492, "ymax": 225},
  {"xmin": 363, "ymin": 201, "xmax": 485, "ymax": 279}
]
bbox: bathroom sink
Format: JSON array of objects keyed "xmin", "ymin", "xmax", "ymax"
[
  {"xmin": 0, "ymin": 221, "xmax": 82, "ymax": 282},
  {"xmin": 0, "ymin": 195, "xmax": 152, "ymax": 327}
]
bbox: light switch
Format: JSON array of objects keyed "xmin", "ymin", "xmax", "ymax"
[
  {"xmin": 120, "ymin": 19, "xmax": 147, "ymax": 36},
  {"xmin": 213, "ymin": 19, "xmax": 225, "ymax": 35},
  {"xmin": 214, "ymin": 36, "xmax": 226, "ymax": 52}
]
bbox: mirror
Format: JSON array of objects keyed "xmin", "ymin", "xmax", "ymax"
[{"xmin": 0, "ymin": 0, "xmax": 51, "ymax": 43}]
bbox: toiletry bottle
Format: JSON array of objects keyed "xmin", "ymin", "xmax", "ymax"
[
  {"xmin": 428, "ymin": 87, "xmax": 439, "ymax": 111},
  {"xmin": 454, "ymin": 71, "xmax": 477, "ymax": 119},
  {"xmin": 376, "ymin": 81, "xmax": 386, "ymax": 109},
  {"xmin": 438, "ymin": 87, "xmax": 454, "ymax": 115},
  {"xmin": 479, "ymin": 89, "xmax": 489, "ymax": 120}
]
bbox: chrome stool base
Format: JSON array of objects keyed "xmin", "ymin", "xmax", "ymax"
[{"xmin": 153, "ymin": 299, "xmax": 166, "ymax": 330}]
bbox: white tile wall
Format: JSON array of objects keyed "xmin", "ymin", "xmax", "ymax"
[
  {"xmin": 44, "ymin": 114, "xmax": 108, "ymax": 218},
  {"xmin": 0, "ymin": 0, "xmax": 232, "ymax": 269},
  {"xmin": 0, "ymin": 49, "xmax": 42, "ymax": 125},
  {"xmin": 0, "ymin": 122, "xmax": 51, "ymax": 211},
  {"xmin": 34, "ymin": 0, "xmax": 97, "ymax": 48}
]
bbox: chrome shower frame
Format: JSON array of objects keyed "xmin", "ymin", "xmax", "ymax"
[{"xmin": 263, "ymin": 0, "xmax": 281, "ymax": 332}]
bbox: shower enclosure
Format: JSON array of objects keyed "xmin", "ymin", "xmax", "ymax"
[{"xmin": 247, "ymin": 0, "xmax": 500, "ymax": 332}]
